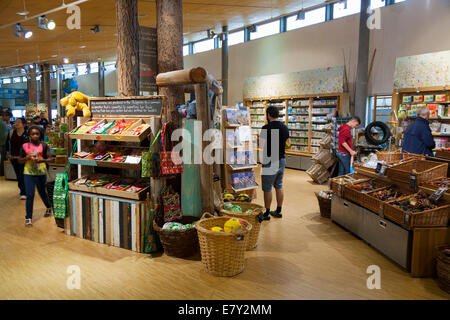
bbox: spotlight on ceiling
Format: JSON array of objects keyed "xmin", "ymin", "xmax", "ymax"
[
  {"xmin": 37, "ymin": 16, "xmax": 55, "ymax": 30},
  {"xmin": 248, "ymin": 25, "xmax": 257, "ymax": 33},
  {"xmin": 296, "ymin": 10, "xmax": 306, "ymax": 21},
  {"xmin": 63, "ymin": 57, "xmax": 69, "ymax": 64},
  {"xmin": 90, "ymin": 25, "xmax": 101, "ymax": 34},
  {"xmin": 14, "ymin": 23, "xmax": 32, "ymax": 38},
  {"xmin": 29, "ymin": 64, "xmax": 34, "ymax": 69}
]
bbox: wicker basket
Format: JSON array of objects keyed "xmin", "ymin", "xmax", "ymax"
[
  {"xmin": 435, "ymin": 150, "xmax": 450, "ymax": 160},
  {"xmin": 436, "ymin": 245, "xmax": 450, "ymax": 294},
  {"xmin": 153, "ymin": 215, "xmax": 200, "ymax": 257},
  {"xmin": 387, "ymin": 160, "xmax": 448, "ymax": 185},
  {"xmin": 343, "ymin": 180, "xmax": 391, "ymax": 208},
  {"xmin": 403, "ymin": 153, "xmax": 426, "ymax": 161},
  {"xmin": 219, "ymin": 202, "xmax": 263, "ymax": 250},
  {"xmin": 196, "ymin": 212, "xmax": 252, "ymax": 277},
  {"xmin": 363, "ymin": 188, "xmax": 412, "ymax": 215},
  {"xmin": 315, "ymin": 192, "xmax": 331, "ymax": 218},
  {"xmin": 222, "ymin": 188, "xmax": 253, "ymax": 203},
  {"xmin": 376, "ymin": 151, "xmax": 402, "ymax": 165},
  {"xmin": 329, "ymin": 173, "xmax": 370, "ymax": 197},
  {"xmin": 383, "ymin": 195, "xmax": 450, "ymax": 230}
]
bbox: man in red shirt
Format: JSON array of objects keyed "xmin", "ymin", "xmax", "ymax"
[{"xmin": 336, "ymin": 117, "xmax": 360, "ymax": 176}]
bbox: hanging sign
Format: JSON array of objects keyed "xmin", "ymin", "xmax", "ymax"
[
  {"xmin": 139, "ymin": 26, "xmax": 158, "ymax": 93},
  {"xmin": 89, "ymin": 97, "xmax": 163, "ymax": 116}
]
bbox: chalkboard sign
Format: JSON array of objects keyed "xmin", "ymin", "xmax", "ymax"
[{"xmin": 89, "ymin": 98, "xmax": 163, "ymax": 116}]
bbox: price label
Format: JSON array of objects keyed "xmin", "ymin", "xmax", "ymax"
[
  {"xmin": 375, "ymin": 162, "xmax": 383, "ymax": 173},
  {"xmin": 429, "ymin": 187, "xmax": 448, "ymax": 202},
  {"xmin": 409, "ymin": 174, "xmax": 418, "ymax": 192},
  {"xmin": 378, "ymin": 165, "xmax": 387, "ymax": 177},
  {"xmin": 404, "ymin": 213, "xmax": 411, "ymax": 227}
]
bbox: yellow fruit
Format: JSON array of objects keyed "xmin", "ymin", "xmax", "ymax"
[
  {"xmin": 209, "ymin": 227, "xmax": 223, "ymax": 232},
  {"xmin": 223, "ymin": 218, "xmax": 244, "ymax": 233}
]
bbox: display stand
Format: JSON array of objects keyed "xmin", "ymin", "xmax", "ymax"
[
  {"xmin": 64, "ymin": 95, "xmax": 163, "ymax": 253},
  {"xmin": 245, "ymin": 93, "xmax": 345, "ymax": 170},
  {"xmin": 392, "ymin": 86, "xmax": 450, "ymax": 150},
  {"xmin": 222, "ymin": 106, "xmax": 258, "ymax": 199}
]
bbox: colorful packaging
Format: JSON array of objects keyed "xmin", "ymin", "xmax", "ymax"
[
  {"xmin": 413, "ymin": 95, "xmax": 423, "ymax": 103},
  {"xmin": 436, "ymin": 94, "xmax": 446, "ymax": 102},
  {"xmin": 402, "ymin": 96, "xmax": 412, "ymax": 103},
  {"xmin": 428, "ymin": 104, "xmax": 437, "ymax": 118},
  {"xmin": 424, "ymin": 95, "xmax": 434, "ymax": 103}
]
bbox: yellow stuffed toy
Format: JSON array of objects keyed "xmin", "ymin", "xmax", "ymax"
[{"xmin": 60, "ymin": 91, "xmax": 91, "ymax": 118}]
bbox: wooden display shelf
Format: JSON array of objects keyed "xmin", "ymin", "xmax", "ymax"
[
  {"xmin": 230, "ymin": 185, "xmax": 258, "ymax": 193},
  {"xmin": 285, "ymin": 151, "xmax": 313, "ymax": 157},
  {"xmin": 432, "ymin": 133, "xmax": 450, "ymax": 137},
  {"xmin": 69, "ymin": 157, "xmax": 141, "ymax": 170},
  {"xmin": 69, "ymin": 180, "xmax": 149, "ymax": 201},
  {"xmin": 226, "ymin": 164, "xmax": 258, "ymax": 171}
]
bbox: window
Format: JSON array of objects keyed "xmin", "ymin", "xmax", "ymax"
[
  {"xmin": 193, "ymin": 38, "xmax": 214, "ymax": 54},
  {"xmin": 104, "ymin": 62, "xmax": 116, "ymax": 72},
  {"xmin": 3, "ymin": 78, "xmax": 11, "ymax": 84},
  {"xmin": 36, "ymin": 75, "xmax": 42, "ymax": 81},
  {"xmin": 89, "ymin": 63, "xmax": 99, "ymax": 73},
  {"xmin": 77, "ymin": 63, "xmax": 87, "ymax": 76},
  {"xmin": 370, "ymin": 0, "xmax": 386, "ymax": 9},
  {"xmin": 13, "ymin": 77, "xmax": 22, "ymax": 83},
  {"xmin": 395, "ymin": 0, "xmax": 406, "ymax": 2},
  {"xmin": 22, "ymin": 76, "xmax": 27, "ymax": 82},
  {"xmin": 183, "ymin": 45, "xmax": 189, "ymax": 56},
  {"xmin": 12, "ymin": 110, "xmax": 25, "ymax": 118},
  {"xmin": 286, "ymin": 7, "xmax": 326, "ymax": 31},
  {"xmin": 250, "ymin": 20, "xmax": 280, "ymax": 40},
  {"xmin": 228, "ymin": 30, "xmax": 245, "ymax": 46},
  {"xmin": 51, "ymin": 109, "xmax": 57, "ymax": 120},
  {"xmin": 333, "ymin": 0, "xmax": 361, "ymax": 19}
]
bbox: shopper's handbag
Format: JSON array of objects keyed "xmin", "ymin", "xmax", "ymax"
[
  {"xmin": 160, "ymin": 123, "xmax": 183, "ymax": 175},
  {"xmin": 162, "ymin": 186, "xmax": 182, "ymax": 222},
  {"xmin": 141, "ymin": 129, "xmax": 161, "ymax": 178},
  {"xmin": 53, "ymin": 172, "xmax": 69, "ymax": 219}
]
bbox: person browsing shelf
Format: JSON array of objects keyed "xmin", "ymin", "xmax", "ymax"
[
  {"xmin": 336, "ymin": 116, "xmax": 360, "ymax": 176},
  {"xmin": 402, "ymin": 106, "xmax": 435, "ymax": 157}
]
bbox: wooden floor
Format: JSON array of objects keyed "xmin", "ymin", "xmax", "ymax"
[{"xmin": 0, "ymin": 169, "xmax": 449, "ymax": 300}]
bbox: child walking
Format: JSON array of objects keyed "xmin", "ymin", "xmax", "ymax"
[{"xmin": 19, "ymin": 126, "xmax": 53, "ymax": 226}]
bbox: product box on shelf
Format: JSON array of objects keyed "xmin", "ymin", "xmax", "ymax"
[{"xmin": 69, "ymin": 118, "xmax": 152, "ymax": 142}]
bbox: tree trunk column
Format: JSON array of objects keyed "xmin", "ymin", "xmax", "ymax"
[
  {"xmin": 116, "ymin": 0, "xmax": 140, "ymax": 97},
  {"xmin": 41, "ymin": 63, "xmax": 52, "ymax": 124},
  {"xmin": 27, "ymin": 64, "xmax": 37, "ymax": 105},
  {"xmin": 156, "ymin": 0, "xmax": 184, "ymax": 128}
]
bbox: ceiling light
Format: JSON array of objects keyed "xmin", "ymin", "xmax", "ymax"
[
  {"xmin": 207, "ymin": 29, "xmax": 216, "ymax": 39},
  {"xmin": 79, "ymin": 45, "xmax": 86, "ymax": 49},
  {"xmin": 29, "ymin": 64, "xmax": 34, "ymax": 69},
  {"xmin": 51, "ymin": 54, "xmax": 58, "ymax": 58},
  {"xmin": 37, "ymin": 16, "xmax": 55, "ymax": 30},
  {"xmin": 63, "ymin": 57, "xmax": 69, "ymax": 64},
  {"xmin": 16, "ymin": 11, "xmax": 29, "ymax": 16},
  {"xmin": 24, "ymin": 29, "xmax": 33, "ymax": 39},
  {"xmin": 296, "ymin": 10, "xmax": 305, "ymax": 21},
  {"xmin": 248, "ymin": 25, "xmax": 257, "ymax": 33},
  {"xmin": 14, "ymin": 23, "xmax": 32, "ymax": 39},
  {"xmin": 90, "ymin": 25, "xmax": 101, "ymax": 34}
]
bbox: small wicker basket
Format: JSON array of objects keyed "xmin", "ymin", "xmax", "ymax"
[
  {"xmin": 387, "ymin": 159, "xmax": 448, "ymax": 185},
  {"xmin": 376, "ymin": 151, "xmax": 402, "ymax": 165},
  {"xmin": 196, "ymin": 212, "xmax": 252, "ymax": 277},
  {"xmin": 153, "ymin": 216, "xmax": 200, "ymax": 258},
  {"xmin": 219, "ymin": 202, "xmax": 264, "ymax": 250},
  {"xmin": 315, "ymin": 192, "xmax": 331, "ymax": 218}
]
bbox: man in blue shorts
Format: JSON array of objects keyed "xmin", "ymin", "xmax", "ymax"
[{"xmin": 260, "ymin": 106, "xmax": 289, "ymax": 220}]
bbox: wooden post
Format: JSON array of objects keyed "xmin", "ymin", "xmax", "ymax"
[
  {"xmin": 156, "ymin": 0, "xmax": 184, "ymax": 128},
  {"xmin": 195, "ymin": 83, "xmax": 214, "ymax": 213},
  {"xmin": 27, "ymin": 64, "xmax": 37, "ymax": 105},
  {"xmin": 41, "ymin": 63, "xmax": 52, "ymax": 125},
  {"xmin": 116, "ymin": 0, "xmax": 140, "ymax": 97}
]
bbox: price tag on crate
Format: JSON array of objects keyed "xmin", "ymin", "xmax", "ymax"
[
  {"xmin": 375, "ymin": 162, "xmax": 383, "ymax": 174},
  {"xmin": 403, "ymin": 212, "xmax": 411, "ymax": 228},
  {"xmin": 378, "ymin": 165, "xmax": 387, "ymax": 177},
  {"xmin": 429, "ymin": 187, "xmax": 448, "ymax": 202},
  {"xmin": 409, "ymin": 174, "xmax": 418, "ymax": 192}
]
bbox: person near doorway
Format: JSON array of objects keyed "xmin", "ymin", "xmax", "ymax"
[
  {"xmin": 336, "ymin": 116, "xmax": 361, "ymax": 176},
  {"xmin": 6, "ymin": 118, "xmax": 29, "ymax": 199},
  {"xmin": 0, "ymin": 111, "xmax": 11, "ymax": 176},
  {"xmin": 402, "ymin": 106, "xmax": 435, "ymax": 157},
  {"xmin": 19, "ymin": 126, "xmax": 53, "ymax": 227},
  {"xmin": 260, "ymin": 106, "xmax": 290, "ymax": 220}
]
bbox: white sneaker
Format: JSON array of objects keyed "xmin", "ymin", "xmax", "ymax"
[
  {"xmin": 20, "ymin": 195, "xmax": 27, "ymax": 200},
  {"xmin": 25, "ymin": 218, "xmax": 32, "ymax": 227}
]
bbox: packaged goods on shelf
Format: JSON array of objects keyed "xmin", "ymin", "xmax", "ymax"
[
  {"xmin": 424, "ymin": 95, "xmax": 434, "ymax": 103},
  {"xmin": 436, "ymin": 94, "xmax": 447, "ymax": 102},
  {"xmin": 413, "ymin": 95, "xmax": 423, "ymax": 103},
  {"xmin": 402, "ymin": 96, "xmax": 413, "ymax": 103}
]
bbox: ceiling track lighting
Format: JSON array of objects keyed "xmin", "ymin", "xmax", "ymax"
[
  {"xmin": 13, "ymin": 23, "xmax": 32, "ymax": 39},
  {"xmin": 248, "ymin": 25, "xmax": 257, "ymax": 33},
  {"xmin": 206, "ymin": 29, "xmax": 216, "ymax": 39},
  {"xmin": 90, "ymin": 25, "xmax": 101, "ymax": 34},
  {"xmin": 296, "ymin": 10, "xmax": 306, "ymax": 21},
  {"xmin": 37, "ymin": 15, "xmax": 56, "ymax": 30}
]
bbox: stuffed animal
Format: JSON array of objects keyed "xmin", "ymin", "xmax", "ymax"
[{"xmin": 60, "ymin": 91, "xmax": 91, "ymax": 118}]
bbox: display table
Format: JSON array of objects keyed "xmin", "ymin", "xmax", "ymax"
[{"xmin": 331, "ymin": 195, "xmax": 450, "ymax": 277}]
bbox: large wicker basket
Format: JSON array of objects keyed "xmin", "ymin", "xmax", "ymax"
[
  {"xmin": 363, "ymin": 188, "xmax": 413, "ymax": 215},
  {"xmin": 383, "ymin": 195, "xmax": 450, "ymax": 230},
  {"xmin": 219, "ymin": 202, "xmax": 264, "ymax": 250},
  {"xmin": 329, "ymin": 173, "xmax": 370, "ymax": 197},
  {"xmin": 376, "ymin": 151, "xmax": 402, "ymax": 165},
  {"xmin": 436, "ymin": 245, "xmax": 450, "ymax": 294},
  {"xmin": 343, "ymin": 180, "xmax": 391, "ymax": 207},
  {"xmin": 387, "ymin": 160, "xmax": 448, "ymax": 185},
  {"xmin": 402, "ymin": 152, "xmax": 426, "ymax": 161},
  {"xmin": 153, "ymin": 216, "xmax": 199, "ymax": 257},
  {"xmin": 195, "ymin": 213, "xmax": 252, "ymax": 277}
]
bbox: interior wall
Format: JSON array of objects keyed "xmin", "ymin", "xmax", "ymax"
[{"xmin": 184, "ymin": 0, "xmax": 450, "ymax": 105}]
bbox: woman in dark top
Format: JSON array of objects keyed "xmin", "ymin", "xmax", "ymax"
[{"xmin": 6, "ymin": 118, "xmax": 28, "ymax": 199}]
